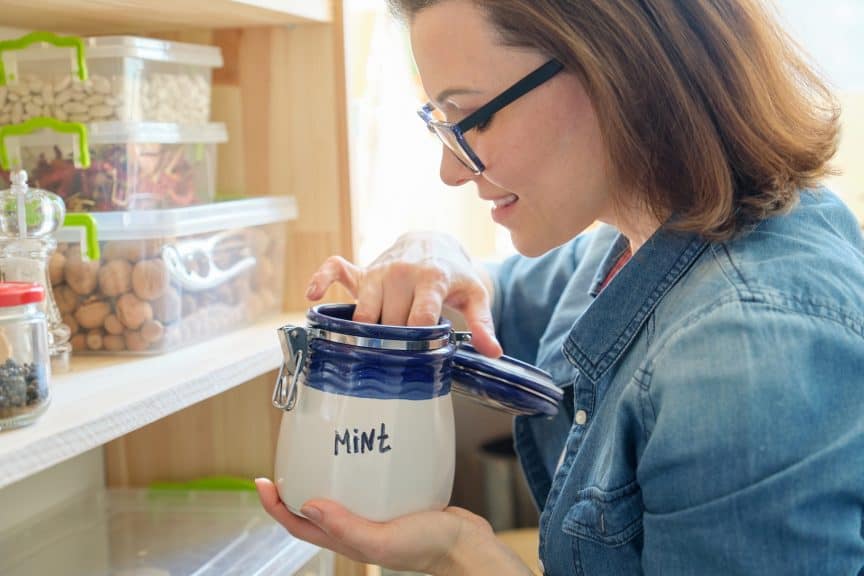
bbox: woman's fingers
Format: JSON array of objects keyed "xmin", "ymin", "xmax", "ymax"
[
  {"xmin": 300, "ymin": 499, "xmax": 389, "ymax": 556},
  {"xmin": 309, "ymin": 235, "xmax": 499, "ymax": 354},
  {"xmin": 407, "ymin": 285, "xmax": 445, "ymax": 327},
  {"xmin": 353, "ymin": 275, "xmax": 384, "ymax": 324},
  {"xmin": 407, "ymin": 266, "xmax": 448, "ymax": 327},
  {"xmin": 459, "ymin": 296, "xmax": 502, "ymax": 357},
  {"xmin": 257, "ymin": 483, "xmax": 437, "ymax": 569},
  {"xmin": 307, "ymin": 256, "xmax": 362, "ymax": 301},
  {"xmin": 298, "ymin": 498, "xmax": 461, "ymax": 572},
  {"xmin": 443, "ymin": 506, "xmax": 493, "ymax": 530},
  {"xmin": 380, "ymin": 263, "xmax": 417, "ymax": 325},
  {"xmin": 256, "ymin": 480, "xmax": 500, "ymax": 574},
  {"xmin": 254, "ymin": 479, "xmax": 368, "ymax": 561}
]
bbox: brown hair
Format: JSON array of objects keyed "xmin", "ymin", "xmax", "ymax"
[{"xmin": 388, "ymin": 0, "xmax": 840, "ymax": 240}]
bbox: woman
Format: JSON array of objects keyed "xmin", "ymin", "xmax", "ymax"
[{"xmin": 256, "ymin": 1, "xmax": 864, "ymax": 574}]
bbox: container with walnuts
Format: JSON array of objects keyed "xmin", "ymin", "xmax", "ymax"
[{"xmin": 50, "ymin": 197, "xmax": 295, "ymax": 354}]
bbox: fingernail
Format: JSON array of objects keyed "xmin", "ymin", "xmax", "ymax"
[
  {"xmin": 300, "ymin": 505, "xmax": 322, "ymax": 523},
  {"xmin": 305, "ymin": 281, "xmax": 317, "ymax": 299}
]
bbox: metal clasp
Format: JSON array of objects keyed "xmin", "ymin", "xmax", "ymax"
[
  {"xmin": 273, "ymin": 325, "xmax": 308, "ymax": 411},
  {"xmin": 450, "ymin": 330, "xmax": 472, "ymax": 346}
]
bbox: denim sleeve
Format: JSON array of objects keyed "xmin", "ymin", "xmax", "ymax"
[
  {"xmin": 487, "ymin": 234, "xmax": 592, "ymax": 364},
  {"xmin": 634, "ymin": 300, "xmax": 864, "ymax": 575}
]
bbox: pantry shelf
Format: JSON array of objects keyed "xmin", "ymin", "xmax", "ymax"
[
  {"xmin": 0, "ymin": 0, "xmax": 331, "ymax": 35},
  {"xmin": 0, "ymin": 312, "xmax": 304, "ymax": 490}
]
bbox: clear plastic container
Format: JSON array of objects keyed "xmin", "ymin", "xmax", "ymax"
[
  {"xmin": 0, "ymin": 121, "xmax": 227, "ymax": 211},
  {"xmin": 0, "ymin": 489, "xmax": 327, "ymax": 575},
  {"xmin": 0, "ymin": 282, "xmax": 51, "ymax": 430},
  {"xmin": 52, "ymin": 197, "xmax": 295, "ymax": 355},
  {"xmin": 0, "ymin": 34, "xmax": 223, "ymax": 124}
]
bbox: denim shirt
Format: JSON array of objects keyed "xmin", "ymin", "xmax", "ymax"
[{"xmin": 490, "ymin": 190, "xmax": 864, "ymax": 575}]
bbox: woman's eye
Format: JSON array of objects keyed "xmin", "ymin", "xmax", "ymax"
[{"xmin": 475, "ymin": 115, "xmax": 493, "ymax": 131}]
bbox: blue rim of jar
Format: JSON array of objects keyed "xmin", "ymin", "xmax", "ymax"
[
  {"xmin": 299, "ymin": 303, "xmax": 561, "ymax": 416},
  {"xmin": 294, "ymin": 303, "xmax": 454, "ymax": 401},
  {"xmin": 306, "ymin": 303, "xmax": 455, "ymax": 350}
]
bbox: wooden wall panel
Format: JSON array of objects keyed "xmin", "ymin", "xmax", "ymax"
[
  {"xmin": 106, "ymin": 4, "xmax": 354, "ymax": 486},
  {"xmin": 106, "ymin": 7, "xmax": 369, "ymax": 573},
  {"xmin": 105, "ymin": 372, "xmax": 280, "ymax": 486}
]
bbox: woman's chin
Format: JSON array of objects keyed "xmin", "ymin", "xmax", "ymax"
[{"xmin": 510, "ymin": 233, "xmax": 556, "ymax": 258}]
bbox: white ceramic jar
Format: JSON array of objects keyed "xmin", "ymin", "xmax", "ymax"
[{"xmin": 273, "ymin": 304, "xmax": 460, "ymax": 522}]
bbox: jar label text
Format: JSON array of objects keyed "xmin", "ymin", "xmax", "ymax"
[{"xmin": 334, "ymin": 423, "xmax": 392, "ymax": 455}]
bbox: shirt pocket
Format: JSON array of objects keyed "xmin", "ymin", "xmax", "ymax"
[{"xmin": 561, "ymin": 480, "xmax": 644, "ymax": 546}]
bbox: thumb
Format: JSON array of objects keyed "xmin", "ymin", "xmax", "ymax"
[{"xmin": 460, "ymin": 300, "xmax": 502, "ymax": 358}]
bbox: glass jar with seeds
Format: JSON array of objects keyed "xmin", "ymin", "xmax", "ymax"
[{"xmin": 0, "ymin": 282, "xmax": 51, "ymax": 431}]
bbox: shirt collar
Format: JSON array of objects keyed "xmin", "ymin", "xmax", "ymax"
[{"xmin": 564, "ymin": 227, "xmax": 709, "ymax": 383}]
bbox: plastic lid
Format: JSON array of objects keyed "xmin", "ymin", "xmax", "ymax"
[
  {"xmin": 55, "ymin": 196, "xmax": 298, "ymax": 241},
  {"xmin": 452, "ymin": 343, "xmax": 563, "ymax": 416},
  {"xmin": 15, "ymin": 121, "xmax": 228, "ymax": 145},
  {"xmin": 13, "ymin": 35, "xmax": 223, "ymax": 68},
  {"xmin": 0, "ymin": 282, "xmax": 45, "ymax": 306}
]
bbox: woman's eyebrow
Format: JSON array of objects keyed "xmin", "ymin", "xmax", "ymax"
[{"xmin": 433, "ymin": 87, "xmax": 483, "ymax": 105}]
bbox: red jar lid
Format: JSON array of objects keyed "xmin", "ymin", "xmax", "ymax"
[{"xmin": 0, "ymin": 282, "xmax": 45, "ymax": 306}]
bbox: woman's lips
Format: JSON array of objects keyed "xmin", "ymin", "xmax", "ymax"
[
  {"xmin": 490, "ymin": 194, "xmax": 519, "ymax": 223},
  {"xmin": 492, "ymin": 194, "xmax": 518, "ymax": 208}
]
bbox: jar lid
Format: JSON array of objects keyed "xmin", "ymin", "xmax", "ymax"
[
  {"xmin": 0, "ymin": 282, "xmax": 45, "ymax": 306},
  {"xmin": 452, "ymin": 343, "xmax": 563, "ymax": 416},
  {"xmin": 298, "ymin": 303, "xmax": 563, "ymax": 416}
]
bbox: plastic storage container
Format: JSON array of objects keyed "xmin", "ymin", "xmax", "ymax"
[
  {"xmin": 0, "ymin": 33, "xmax": 223, "ymax": 124},
  {"xmin": 0, "ymin": 489, "xmax": 330, "ymax": 576},
  {"xmin": 0, "ymin": 282, "xmax": 51, "ymax": 430},
  {"xmin": 52, "ymin": 197, "xmax": 295, "ymax": 354},
  {"xmin": 0, "ymin": 120, "xmax": 227, "ymax": 211}
]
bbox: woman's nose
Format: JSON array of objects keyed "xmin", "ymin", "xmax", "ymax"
[{"xmin": 439, "ymin": 148, "xmax": 476, "ymax": 187}]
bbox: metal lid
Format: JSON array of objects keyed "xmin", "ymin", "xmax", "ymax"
[{"xmin": 452, "ymin": 343, "xmax": 562, "ymax": 416}]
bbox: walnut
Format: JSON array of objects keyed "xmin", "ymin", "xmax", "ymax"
[
  {"xmin": 115, "ymin": 293, "xmax": 153, "ymax": 330},
  {"xmin": 74, "ymin": 300, "xmax": 111, "ymax": 330},
  {"xmin": 49, "ymin": 251, "xmax": 66, "ymax": 286},
  {"xmin": 132, "ymin": 259, "xmax": 169, "ymax": 301},
  {"xmin": 98, "ymin": 259, "xmax": 132, "ymax": 297},
  {"xmin": 64, "ymin": 253, "xmax": 99, "ymax": 296}
]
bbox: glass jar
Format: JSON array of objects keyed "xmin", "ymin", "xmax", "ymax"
[
  {"xmin": 0, "ymin": 282, "xmax": 51, "ymax": 430},
  {"xmin": 0, "ymin": 170, "xmax": 71, "ymax": 371}
]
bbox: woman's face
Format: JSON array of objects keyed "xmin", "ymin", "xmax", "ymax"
[{"xmin": 410, "ymin": 0, "xmax": 614, "ymax": 256}]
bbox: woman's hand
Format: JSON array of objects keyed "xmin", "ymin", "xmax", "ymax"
[
  {"xmin": 255, "ymin": 478, "xmax": 532, "ymax": 575},
  {"xmin": 306, "ymin": 231, "xmax": 502, "ymax": 357}
]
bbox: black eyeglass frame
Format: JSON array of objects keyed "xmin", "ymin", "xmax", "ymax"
[{"xmin": 417, "ymin": 59, "xmax": 565, "ymax": 174}]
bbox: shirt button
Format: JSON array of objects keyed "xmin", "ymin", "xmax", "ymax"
[{"xmin": 575, "ymin": 410, "xmax": 588, "ymax": 425}]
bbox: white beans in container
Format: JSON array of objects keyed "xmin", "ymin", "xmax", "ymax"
[{"xmin": 0, "ymin": 36, "xmax": 222, "ymax": 124}]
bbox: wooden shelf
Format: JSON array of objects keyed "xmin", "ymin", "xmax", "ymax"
[
  {"xmin": 0, "ymin": 0, "xmax": 332, "ymax": 34},
  {"xmin": 0, "ymin": 312, "xmax": 304, "ymax": 490}
]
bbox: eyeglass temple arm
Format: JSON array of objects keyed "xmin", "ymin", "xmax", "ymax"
[{"xmin": 457, "ymin": 59, "xmax": 564, "ymax": 132}]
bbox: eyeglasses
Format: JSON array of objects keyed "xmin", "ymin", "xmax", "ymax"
[{"xmin": 417, "ymin": 59, "xmax": 564, "ymax": 175}]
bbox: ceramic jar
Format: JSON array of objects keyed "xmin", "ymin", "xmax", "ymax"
[{"xmin": 273, "ymin": 304, "xmax": 465, "ymax": 522}]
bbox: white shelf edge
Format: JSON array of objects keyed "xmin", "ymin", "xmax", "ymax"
[
  {"xmin": 0, "ymin": 313, "xmax": 303, "ymax": 490},
  {"xmin": 0, "ymin": 1, "xmax": 332, "ymax": 35},
  {"xmin": 230, "ymin": 0, "xmax": 332, "ymax": 23}
]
